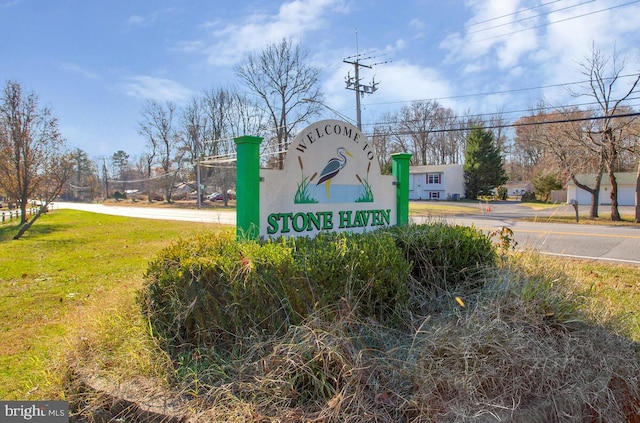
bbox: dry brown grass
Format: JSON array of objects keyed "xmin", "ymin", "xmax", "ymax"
[{"xmin": 69, "ymin": 258, "xmax": 640, "ymax": 422}]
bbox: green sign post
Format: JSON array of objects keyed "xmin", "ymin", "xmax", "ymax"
[
  {"xmin": 234, "ymin": 135, "xmax": 262, "ymax": 240},
  {"xmin": 391, "ymin": 152, "xmax": 412, "ymax": 226}
]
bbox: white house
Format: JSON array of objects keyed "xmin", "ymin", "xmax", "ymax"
[
  {"xmin": 566, "ymin": 172, "xmax": 637, "ymax": 206},
  {"xmin": 409, "ymin": 164, "xmax": 465, "ymax": 200},
  {"xmin": 502, "ymin": 181, "xmax": 534, "ymax": 198}
]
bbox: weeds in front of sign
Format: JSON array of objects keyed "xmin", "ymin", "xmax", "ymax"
[
  {"xmin": 489, "ymin": 226, "xmax": 518, "ymax": 259},
  {"xmin": 294, "ymin": 156, "xmax": 318, "ymax": 204}
]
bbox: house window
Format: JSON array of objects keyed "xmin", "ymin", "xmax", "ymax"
[
  {"xmin": 427, "ymin": 173, "xmax": 442, "ymax": 184},
  {"xmin": 429, "ymin": 191, "xmax": 440, "ymax": 199}
]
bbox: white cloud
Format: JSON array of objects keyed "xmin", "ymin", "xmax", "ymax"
[
  {"xmin": 59, "ymin": 62, "xmax": 101, "ymax": 81},
  {"xmin": 126, "ymin": 8, "xmax": 175, "ymax": 27},
  {"xmin": 532, "ymin": 0, "xmax": 640, "ymax": 104},
  {"xmin": 0, "ymin": 0, "xmax": 20, "ymax": 8},
  {"xmin": 323, "ymin": 60, "xmax": 456, "ymax": 121},
  {"xmin": 123, "ymin": 76, "xmax": 193, "ymax": 102},
  {"xmin": 195, "ymin": 0, "xmax": 348, "ymax": 66},
  {"xmin": 441, "ymin": 0, "xmax": 540, "ymax": 71},
  {"xmin": 376, "ymin": 62, "xmax": 453, "ymax": 102},
  {"xmin": 410, "ymin": 19, "xmax": 424, "ymax": 30}
]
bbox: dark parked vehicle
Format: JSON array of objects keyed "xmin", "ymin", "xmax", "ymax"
[{"xmin": 208, "ymin": 192, "xmax": 235, "ymax": 202}]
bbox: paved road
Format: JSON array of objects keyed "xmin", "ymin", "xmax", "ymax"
[
  {"xmin": 55, "ymin": 201, "xmax": 640, "ymax": 266},
  {"xmin": 54, "ymin": 202, "xmax": 235, "ymax": 225},
  {"xmin": 411, "ymin": 202, "xmax": 640, "ymax": 266}
]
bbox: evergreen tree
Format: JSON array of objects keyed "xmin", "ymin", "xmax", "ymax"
[
  {"xmin": 532, "ymin": 171, "xmax": 563, "ymax": 203},
  {"xmin": 464, "ymin": 126, "xmax": 508, "ymax": 199}
]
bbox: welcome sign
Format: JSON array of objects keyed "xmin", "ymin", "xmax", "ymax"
[{"xmin": 259, "ymin": 120, "xmax": 397, "ymax": 238}]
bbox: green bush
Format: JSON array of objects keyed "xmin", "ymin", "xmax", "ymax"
[
  {"xmin": 520, "ymin": 190, "xmax": 537, "ymax": 202},
  {"xmin": 385, "ymin": 223, "xmax": 496, "ymax": 296},
  {"xmin": 291, "ymin": 231, "xmax": 411, "ymax": 321},
  {"xmin": 139, "ymin": 230, "xmax": 412, "ymax": 357},
  {"xmin": 532, "ymin": 171, "xmax": 563, "ymax": 202},
  {"xmin": 139, "ymin": 224, "xmax": 497, "ymax": 358},
  {"xmin": 496, "ymin": 186, "xmax": 508, "ymax": 200},
  {"xmin": 113, "ymin": 191, "xmax": 127, "ymax": 200}
]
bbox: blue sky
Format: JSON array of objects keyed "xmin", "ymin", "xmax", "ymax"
[{"xmin": 1, "ymin": 0, "xmax": 639, "ymax": 160}]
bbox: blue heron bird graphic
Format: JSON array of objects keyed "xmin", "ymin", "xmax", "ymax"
[{"xmin": 317, "ymin": 147, "xmax": 353, "ymax": 199}]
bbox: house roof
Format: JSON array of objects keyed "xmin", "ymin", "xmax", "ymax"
[
  {"xmin": 503, "ymin": 181, "xmax": 533, "ymax": 188},
  {"xmin": 566, "ymin": 172, "xmax": 637, "ymax": 186},
  {"xmin": 409, "ymin": 164, "xmax": 462, "ymax": 174}
]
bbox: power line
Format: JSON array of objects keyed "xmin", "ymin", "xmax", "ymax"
[
  {"xmin": 465, "ymin": 0, "xmax": 596, "ymax": 36},
  {"xmin": 361, "ymin": 96, "xmax": 640, "ymax": 130},
  {"xmin": 108, "ymin": 169, "xmax": 178, "ymax": 184},
  {"xmin": 369, "ymin": 111, "xmax": 640, "ymax": 137},
  {"xmin": 464, "ymin": 0, "xmax": 563, "ymax": 28},
  {"xmin": 365, "ymin": 73, "xmax": 640, "ymax": 107},
  {"xmin": 471, "ymin": 0, "xmax": 640, "ymax": 44}
]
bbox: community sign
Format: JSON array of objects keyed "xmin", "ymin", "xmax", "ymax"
[{"xmin": 260, "ymin": 120, "xmax": 397, "ymax": 238}]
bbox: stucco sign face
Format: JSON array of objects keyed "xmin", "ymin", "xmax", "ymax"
[{"xmin": 260, "ymin": 119, "xmax": 396, "ymax": 238}]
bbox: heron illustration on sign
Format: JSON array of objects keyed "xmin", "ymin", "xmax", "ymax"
[{"xmin": 317, "ymin": 147, "xmax": 353, "ymax": 199}]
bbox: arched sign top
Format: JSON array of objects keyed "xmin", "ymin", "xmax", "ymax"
[
  {"xmin": 284, "ymin": 120, "xmax": 382, "ymax": 205},
  {"xmin": 234, "ymin": 120, "xmax": 411, "ymax": 240}
]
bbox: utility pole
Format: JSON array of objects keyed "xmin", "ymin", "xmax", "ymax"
[
  {"xmin": 195, "ymin": 140, "xmax": 202, "ymax": 210},
  {"xmin": 343, "ymin": 32, "xmax": 385, "ymax": 130},
  {"xmin": 102, "ymin": 158, "xmax": 109, "ymax": 199}
]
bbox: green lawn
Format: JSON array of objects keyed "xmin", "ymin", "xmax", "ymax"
[
  {"xmin": 409, "ymin": 201, "xmax": 480, "ymax": 216},
  {"xmin": 0, "ymin": 210, "xmax": 226, "ymax": 399}
]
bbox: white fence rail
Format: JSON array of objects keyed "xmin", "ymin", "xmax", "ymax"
[{"xmin": 1, "ymin": 207, "xmax": 40, "ymax": 223}]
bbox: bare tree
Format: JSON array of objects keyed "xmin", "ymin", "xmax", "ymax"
[
  {"xmin": 226, "ymin": 90, "xmax": 266, "ymax": 139},
  {"xmin": 140, "ymin": 148, "xmax": 156, "ymax": 203},
  {"xmin": 181, "ymin": 87, "xmax": 267, "ymax": 205},
  {"xmin": 181, "ymin": 95, "xmax": 208, "ymax": 206},
  {"xmin": 0, "ymin": 80, "xmax": 73, "ymax": 239},
  {"xmin": 398, "ymin": 100, "xmax": 439, "ymax": 165},
  {"xmin": 512, "ymin": 106, "xmax": 549, "ymax": 181},
  {"xmin": 433, "ymin": 106, "xmax": 461, "ymax": 164},
  {"xmin": 574, "ymin": 44, "xmax": 640, "ymax": 221},
  {"xmin": 138, "ymin": 100, "xmax": 182, "ymax": 203},
  {"xmin": 514, "ymin": 106, "xmax": 604, "ymax": 218},
  {"xmin": 370, "ymin": 117, "xmax": 397, "ymax": 173},
  {"xmin": 235, "ymin": 37, "xmax": 322, "ymax": 169}
]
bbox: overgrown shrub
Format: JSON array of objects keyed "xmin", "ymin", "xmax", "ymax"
[
  {"xmin": 140, "ymin": 229, "xmax": 417, "ymax": 357},
  {"xmin": 520, "ymin": 190, "xmax": 537, "ymax": 202},
  {"xmin": 140, "ymin": 231, "xmax": 306, "ymax": 355},
  {"xmin": 496, "ymin": 185, "xmax": 508, "ymax": 200},
  {"xmin": 290, "ymin": 231, "xmax": 411, "ymax": 322},
  {"xmin": 113, "ymin": 191, "xmax": 127, "ymax": 201},
  {"xmin": 385, "ymin": 223, "xmax": 496, "ymax": 298}
]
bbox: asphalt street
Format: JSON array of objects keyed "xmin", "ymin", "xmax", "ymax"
[{"xmin": 413, "ymin": 202, "xmax": 640, "ymax": 266}]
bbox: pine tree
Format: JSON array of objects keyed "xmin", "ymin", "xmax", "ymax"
[{"xmin": 464, "ymin": 126, "xmax": 508, "ymax": 199}]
